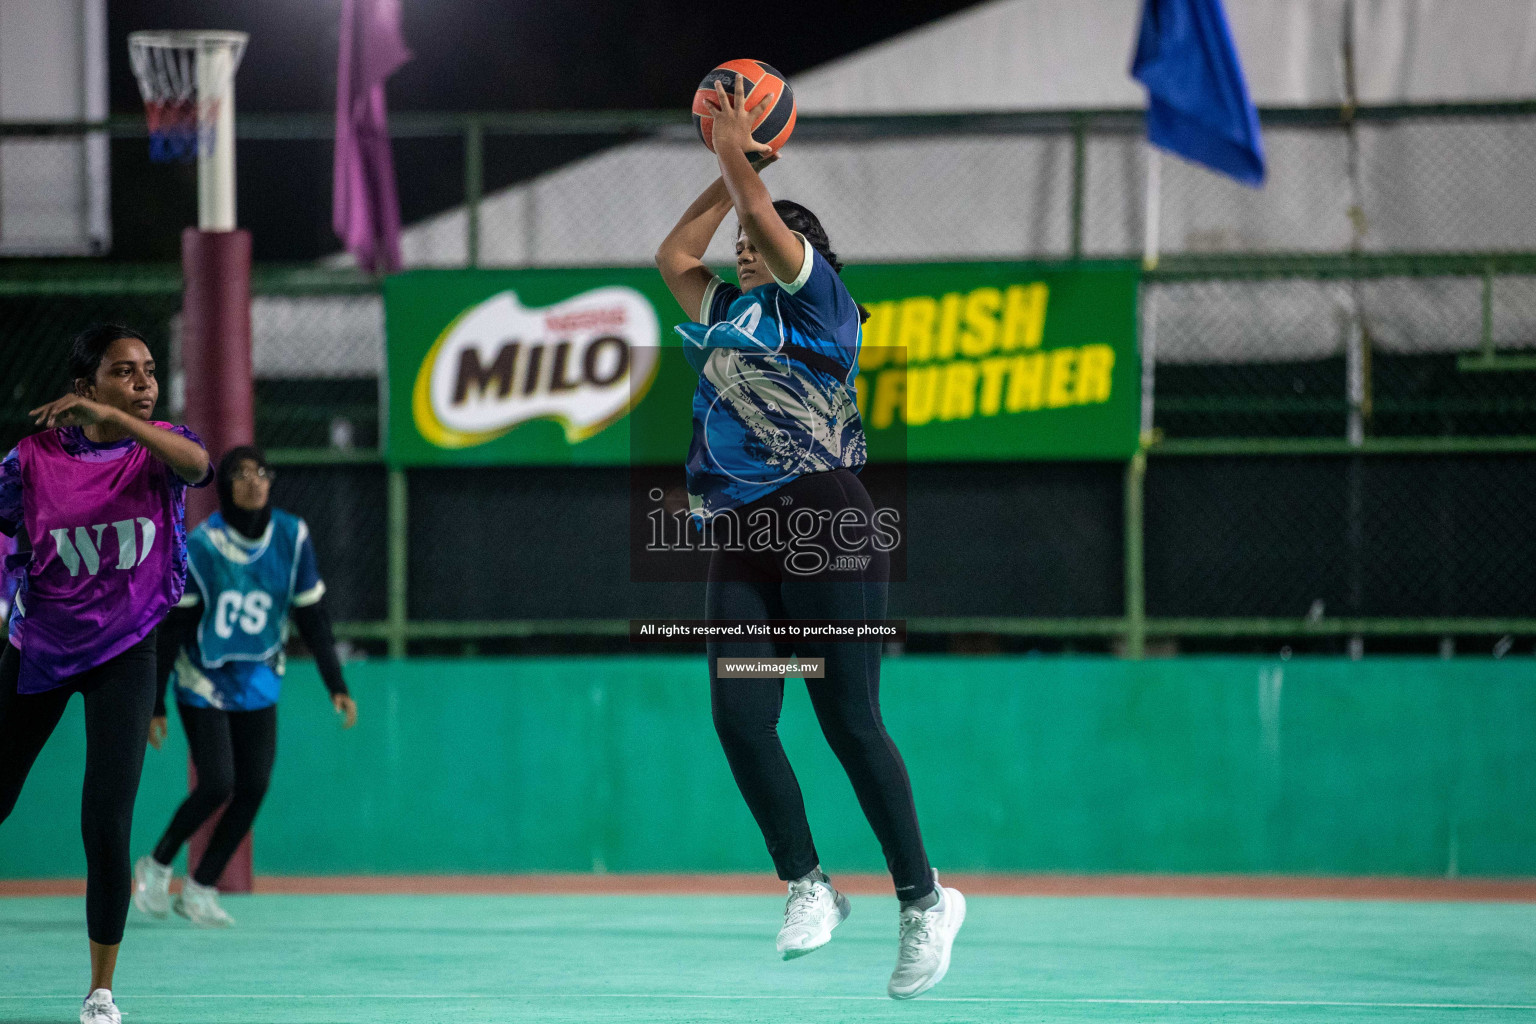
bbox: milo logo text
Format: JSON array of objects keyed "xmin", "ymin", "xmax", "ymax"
[
  {"xmin": 412, "ymin": 287, "xmax": 660, "ymax": 449},
  {"xmin": 49, "ymin": 519, "xmax": 157, "ymax": 576}
]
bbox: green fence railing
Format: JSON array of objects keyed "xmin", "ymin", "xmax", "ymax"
[
  {"xmin": 256, "ymin": 434, "xmax": 1536, "ymax": 660},
  {"xmin": 5, "ymin": 102, "xmax": 1536, "ymax": 655},
  {"xmin": 1, "ymin": 253, "xmax": 1532, "ymax": 657}
]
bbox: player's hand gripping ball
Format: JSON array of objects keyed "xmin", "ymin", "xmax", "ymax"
[{"xmin": 692, "ymin": 59, "xmax": 796, "ymax": 158}]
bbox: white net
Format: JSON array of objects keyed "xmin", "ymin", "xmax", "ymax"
[{"xmin": 127, "ymin": 31, "xmax": 246, "ymax": 163}]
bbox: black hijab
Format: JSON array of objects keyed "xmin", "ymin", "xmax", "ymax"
[{"xmin": 217, "ymin": 446, "xmax": 272, "ymax": 540}]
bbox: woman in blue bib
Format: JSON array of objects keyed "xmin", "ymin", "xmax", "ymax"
[
  {"xmin": 132, "ymin": 446, "xmax": 357, "ymax": 926},
  {"xmin": 655, "ymin": 75, "xmax": 963, "ymax": 1000}
]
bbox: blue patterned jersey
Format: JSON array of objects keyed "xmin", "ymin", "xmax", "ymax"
[
  {"xmin": 674, "ymin": 233, "xmax": 866, "ymax": 519},
  {"xmin": 172, "ymin": 508, "xmax": 325, "ymax": 711}
]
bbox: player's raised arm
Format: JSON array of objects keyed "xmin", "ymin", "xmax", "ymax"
[
  {"xmin": 709, "ymin": 75, "xmax": 804, "ymax": 286},
  {"xmin": 655, "ymin": 177, "xmax": 735, "ymax": 321},
  {"xmin": 29, "ymin": 334, "xmax": 211, "ymax": 484}
]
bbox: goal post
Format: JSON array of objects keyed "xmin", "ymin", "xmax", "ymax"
[{"xmin": 130, "ymin": 29, "xmax": 256, "ymax": 894}]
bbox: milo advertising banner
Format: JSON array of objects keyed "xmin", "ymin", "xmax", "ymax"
[{"xmin": 384, "ymin": 261, "xmax": 1139, "ymax": 466}]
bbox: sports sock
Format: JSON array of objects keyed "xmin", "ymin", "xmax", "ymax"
[
  {"xmin": 900, "ymin": 883, "xmax": 940, "ymax": 912},
  {"xmin": 793, "ymin": 866, "xmax": 830, "ymax": 887}
]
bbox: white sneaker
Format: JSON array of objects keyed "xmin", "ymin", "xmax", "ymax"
[
  {"xmin": 174, "ymin": 877, "xmax": 235, "ymax": 928},
  {"xmin": 887, "ymin": 878, "xmax": 966, "ymax": 999},
  {"xmin": 132, "ymin": 855, "xmax": 173, "ymax": 919},
  {"xmin": 775, "ymin": 875, "xmax": 850, "ymax": 960},
  {"xmin": 80, "ymin": 988, "xmax": 120, "ymax": 1024}
]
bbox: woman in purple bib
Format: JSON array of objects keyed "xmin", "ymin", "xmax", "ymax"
[{"xmin": 0, "ymin": 324, "xmax": 211, "ymax": 1024}]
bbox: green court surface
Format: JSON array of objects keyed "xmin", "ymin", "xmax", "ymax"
[{"xmin": 3, "ymin": 894, "xmax": 1534, "ymax": 1023}]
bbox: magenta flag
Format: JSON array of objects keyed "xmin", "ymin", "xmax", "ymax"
[{"xmin": 333, "ymin": 0, "xmax": 412, "ymax": 274}]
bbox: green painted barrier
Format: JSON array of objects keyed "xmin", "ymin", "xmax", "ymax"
[{"xmin": 2, "ymin": 656, "xmax": 1532, "ymax": 878}]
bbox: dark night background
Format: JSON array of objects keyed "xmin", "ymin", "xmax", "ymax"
[{"xmin": 108, "ymin": 0, "xmax": 983, "ymax": 261}]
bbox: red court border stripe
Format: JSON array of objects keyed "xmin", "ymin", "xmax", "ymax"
[{"xmin": 4, "ymin": 873, "xmax": 1536, "ymax": 901}]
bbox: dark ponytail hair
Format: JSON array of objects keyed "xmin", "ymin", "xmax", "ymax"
[
  {"xmin": 69, "ymin": 323, "xmax": 147, "ymax": 394},
  {"xmin": 770, "ymin": 201, "xmax": 871, "ymax": 324}
]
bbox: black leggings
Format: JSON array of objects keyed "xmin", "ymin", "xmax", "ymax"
[
  {"xmin": 153, "ymin": 703, "xmax": 276, "ymax": 886},
  {"xmin": 706, "ymin": 468, "xmax": 933, "ymax": 900},
  {"xmin": 0, "ymin": 633, "xmax": 158, "ymax": 946}
]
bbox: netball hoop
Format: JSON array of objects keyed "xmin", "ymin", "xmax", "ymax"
[
  {"xmin": 129, "ymin": 30, "xmax": 247, "ymax": 230},
  {"xmin": 131, "ymin": 29, "xmax": 256, "ymax": 895}
]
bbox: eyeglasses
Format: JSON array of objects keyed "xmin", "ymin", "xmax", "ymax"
[{"xmin": 228, "ymin": 467, "xmax": 275, "ymax": 482}]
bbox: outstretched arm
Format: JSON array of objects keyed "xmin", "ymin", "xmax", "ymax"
[
  {"xmin": 655, "ymin": 177, "xmax": 735, "ymax": 321},
  {"xmin": 29, "ymin": 396, "xmax": 210, "ymax": 484},
  {"xmin": 709, "ymin": 76, "xmax": 804, "ymax": 286},
  {"xmin": 111, "ymin": 414, "xmax": 211, "ymax": 484}
]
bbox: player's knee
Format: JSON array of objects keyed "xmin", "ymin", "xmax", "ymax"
[
  {"xmin": 231, "ymin": 772, "xmax": 270, "ymax": 804},
  {"xmin": 711, "ymin": 703, "xmax": 752, "ymax": 745},
  {"xmin": 712, "ymin": 702, "xmax": 773, "ymax": 750},
  {"xmin": 80, "ymin": 809, "xmax": 132, "ymax": 860},
  {"xmin": 818, "ymin": 706, "xmax": 887, "ymax": 752},
  {"xmin": 195, "ymin": 770, "xmax": 235, "ymax": 806}
]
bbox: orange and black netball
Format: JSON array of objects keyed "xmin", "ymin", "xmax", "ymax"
[{"xmin": 692, "ymin": 59, "xmax": 797, "ymax": 156}]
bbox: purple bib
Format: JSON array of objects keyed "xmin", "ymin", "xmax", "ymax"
[{"xmin": 9, "ymin": 424, "xmax": 194, "ymax": 693}]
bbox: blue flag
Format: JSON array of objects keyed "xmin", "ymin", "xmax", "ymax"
[{"xmin": 1131, "ymin": 0, "xmax": 1265, "ymax": 186}]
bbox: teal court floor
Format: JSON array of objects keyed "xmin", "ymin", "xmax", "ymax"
[{"xmin": 3, "ymin": 893, "xmax": 1534, "ymax": 1023}]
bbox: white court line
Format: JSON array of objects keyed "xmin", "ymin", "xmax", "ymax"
[{"xmin": 2, "ymin": 994, "xmax": 1534, "ymax": 1008}]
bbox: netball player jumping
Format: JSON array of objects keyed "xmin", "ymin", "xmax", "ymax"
[
  {"xmin": 0, "ymin": 325, "xmax": 212, "ymax": 1024},
  {"xmin": 133, "ymin": 445, "xmax": 357, "ymax": 927},
  {"xmin": 655, "ymin": 76, "xmax": 964, "ymax": 999}
]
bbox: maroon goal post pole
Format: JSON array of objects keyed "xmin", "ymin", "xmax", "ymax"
[
  {"xmin": 180, "ymin": 226, "xmax": 256, "ymax": 893},
  {"xmin": 132, "ymin": 30, "xmax": 256, "ymax": 894}
]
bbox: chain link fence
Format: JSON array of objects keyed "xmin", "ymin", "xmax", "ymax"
[
  {"xmin": 1145, "ymin": 453, "xmax": 1536, "ymax": 621},
  {"xmin": 2, "ymin": 104, "xmax": 1535, "ymax": 652},
  {"xmin": 1147, "ymin": 270, "xmax": 1536, "ymax": 439}
]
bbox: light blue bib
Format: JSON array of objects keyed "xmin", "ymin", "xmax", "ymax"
[{"xmin": 185, "ymin": 509, "xmax": 304, "ymax": 668}]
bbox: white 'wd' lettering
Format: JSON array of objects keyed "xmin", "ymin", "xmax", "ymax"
[
  {"xmin": 49, "ymin": 519, "xmax": 158, "ymax": 577},
  {"xmin": 136, "ymin": 518, "xmax": 155, "ymax": 566},
  {"xmin": 113, "ymin": 520, "xmax": 136, "ymax": 569}
]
